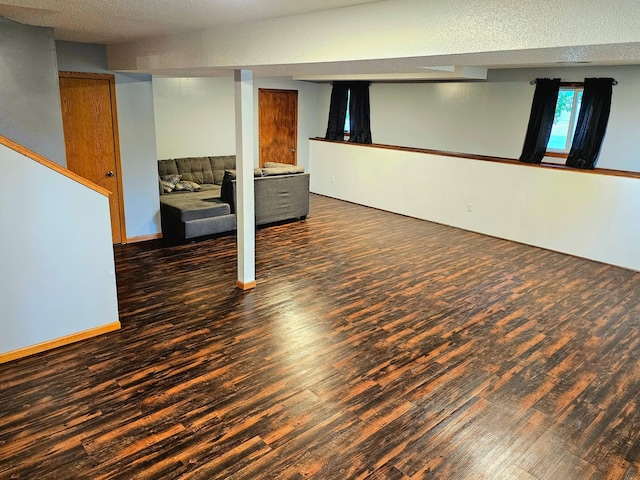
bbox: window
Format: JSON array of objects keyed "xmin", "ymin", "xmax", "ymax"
[
  {"xmin": 325, "ymin": 81, "xmax": 371, "ymax": 144},
  {"xmin": 547, "ymin": 86, "xmax": 583, "ymax": 154},
  {"xmin": 344, "ymin": 89, "xmax": 351, "ymax": 136}
]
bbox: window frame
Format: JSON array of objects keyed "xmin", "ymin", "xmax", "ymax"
[{"xmin": 546, "ymin": 82, "xmax": 584, "ymax": 158}]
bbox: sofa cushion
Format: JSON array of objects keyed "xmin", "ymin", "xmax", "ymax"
[
  {"xmin": 175, "ymin": 157, "xmax": 215, "ymax": 184},
  {"xmin": 158, "ymin": 160, "xmax": 178, "ymax": 195},
  {"xmin": 160, "ymin": 195, "xmax": 231, "ymax": 222},
  {"xmin": 210, "ymin": 156, "xmax": 236, "ymax": 185},
  {"xmin": 158, "ymin": 159, "xmax": 179, "ymax": 177},
  {"xmin": 184, "ymin": 214, "xmax": 237, "ymax": 239}
]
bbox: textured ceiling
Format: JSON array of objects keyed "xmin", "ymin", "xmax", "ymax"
[
  {"xmin": 3, "ymin": 0, "xmax": 640, "ymax": 80},
  {"xmin": 0, "ymin": 0, "xmax": 384, "ymax": 43}
]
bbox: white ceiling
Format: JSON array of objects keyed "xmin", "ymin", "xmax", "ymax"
[
  {"xmin": 0, "ymin": 0, "xmax": 384, "ymax": 43},
  {"xmin": 2, "ymin": 0, "xmax": 640, "ymax": 80}
]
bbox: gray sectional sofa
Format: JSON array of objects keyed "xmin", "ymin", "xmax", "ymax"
[{"xmin": 158, "ymin": 156, "xmax": 309, "ymax": 242}]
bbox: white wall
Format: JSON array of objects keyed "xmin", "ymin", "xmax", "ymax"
[
  {"xmin": 489, "ymin": 66, "xmax": 640, "ymax": 172},
  {"xmin": 369, "ymin": 81, "xmax": 531, "ymax": 159},
  {"xmin": 310, "ymin": 140, "xmax": 640, "ymax": 272},
  {"xmin": 316, "ymin": 65, "xmax": 640, "ymax": 172},
  {"xmin": 0, "ymin": 143, "xmax": 119, "ymax": 355},
  {"xmin": 153, "ymin": 76, "xmax": 319, "ymax": 171},
  {"xmin": 56, "ymin": 41, "xmax": 161, "ymax": 239},
  {"xmin": 153, "ymin": 77, "xmax": 236, "ymax": 158}
]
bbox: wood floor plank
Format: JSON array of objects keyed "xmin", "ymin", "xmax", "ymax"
[{"xmin": 1, "ymin": 193, "xmax": 640, "ymax": 479}]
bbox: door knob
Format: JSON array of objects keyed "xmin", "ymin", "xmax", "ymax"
[
  {"xmin": 106, "ymin": 171, "xmax": 115, "ymax": 177},
  {"xmin": 290, "ymin": 148, "xmax": 296, "ymax": 153}
]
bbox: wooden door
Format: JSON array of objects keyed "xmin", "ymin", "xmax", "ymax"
[
  {"xmin": 59, "ymin": 73, "xmax": 125, "ymax": 244},
  {"xmin": 258, "ymin": 89, "xmax": 298, "ymax": 167}
]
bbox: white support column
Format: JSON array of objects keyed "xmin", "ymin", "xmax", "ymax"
[{"xmin": 234, "ymin": 70, "xmax": 256, "ymax": 290}]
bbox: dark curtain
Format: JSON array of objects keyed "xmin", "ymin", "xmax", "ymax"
[
  {"xmin": 519, "ymin": 78, "xmax": 561, "ymax": 164},
  {"xmin": 325, "ymin": 82, "xmax": 349, "ymax": 141},
  {"xmin": 348, "ymin": 81, "xmax": 372, "ymax": 144},
  {"xmin": 566, "ymin": 78, "xmax": 614, "ymax": 169}
]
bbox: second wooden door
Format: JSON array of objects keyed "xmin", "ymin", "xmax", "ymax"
[{"xmin": 258, "ymin": 89, "xmax": 298, "ymax": 167}]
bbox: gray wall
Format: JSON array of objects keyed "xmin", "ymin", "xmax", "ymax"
[
  {"xmin": 56, "ymin": 41, "xmax": 161, "ymax": 238},
  {"xmin": 0, "ymin": 17, "xmax": 66, "ymax": 166},
  {"xmin": 1, "ymin": 142, "xmax": 119, "ymax": 356}
]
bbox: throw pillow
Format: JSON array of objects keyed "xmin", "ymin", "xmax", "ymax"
[
  {"xmin": 174, "ymin": 180, "xmax": 201, "ymax": 192},
  {"xmin": 263, "ymin": 162, "xmax": 290, "ymax": 168},
  {"xmin": 262, "ymin": 165, "xmax": 305, "ymax": 176},
  {"xmin": 160, "ymin": 174, "xmax": 182, "ymax": 193},
  {"xmin": 160, "ymin": 180, "xmax": 173, "ymax": 193}
]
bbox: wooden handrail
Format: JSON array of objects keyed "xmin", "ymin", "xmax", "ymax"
[
  {"xmin": 310, "ymin": 138, "xmax": 640, "ymax": 180},
  {"xmin": 0, "ymin": 135, "xmax": 111, "ymax": 197}
]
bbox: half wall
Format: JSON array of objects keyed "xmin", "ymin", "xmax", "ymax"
[{"xmin": 310, "ymin": 139, "xmax": 640, "ymax": 271}]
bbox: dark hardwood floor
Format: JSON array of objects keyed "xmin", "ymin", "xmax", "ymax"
[{"xmin": 2, "ymin": 193, "xmax": 640, "ymax": 479}]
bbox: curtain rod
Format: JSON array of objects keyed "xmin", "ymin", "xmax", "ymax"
[{"xmin": 529, "ymin": 78, "xmax": 618, "ymax": 85}]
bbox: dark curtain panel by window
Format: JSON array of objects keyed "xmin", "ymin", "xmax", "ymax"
[
  {"xmin": 348, "ymin": 81, "xmax": 372, "ymax": 144},
  {"xmin": 325, "ymin": 82, "xmax": 349, "ymax": 141},
  {"xmin": 566, "ymin": 78, "xmax": 614, "ymax": 169},
  {"xmin": 519, "ymin": 78, "xmax": 561, "ymax": 164}
]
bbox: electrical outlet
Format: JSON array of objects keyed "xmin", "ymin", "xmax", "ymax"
[
  {"xmin": 331, "ymin": 176, "xmax": 335, "ymax": 184},
  {"xmin": 467, "ymin": 203, "xmax": 473, "ymax": 212}
]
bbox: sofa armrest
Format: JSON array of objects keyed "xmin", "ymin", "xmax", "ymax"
[{"xmin": 230, "ymin": 173, "xmax": 310, "ymax": 225}]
